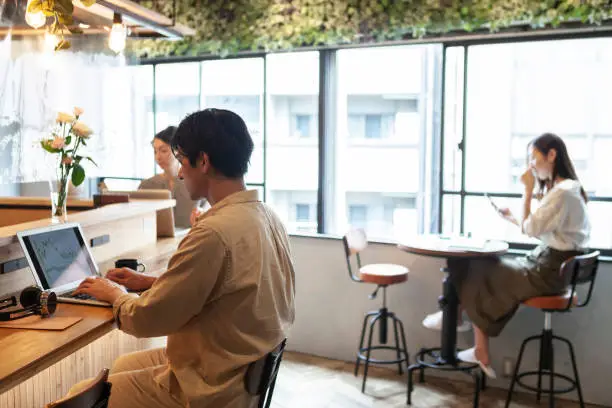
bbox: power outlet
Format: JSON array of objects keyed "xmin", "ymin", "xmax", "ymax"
[{"xmin": 502, "ymin": 357, "xmax": 514, "ymax": 377}]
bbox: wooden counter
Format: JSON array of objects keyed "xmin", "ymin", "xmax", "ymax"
[{"xmin": 0, "ymin": 304, "xmax": 115, "ymax": 395}]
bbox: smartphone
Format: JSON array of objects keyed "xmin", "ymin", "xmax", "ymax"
[{"xmin": 484, "ymin": 193, "xmax": 501, "ymax": 213}]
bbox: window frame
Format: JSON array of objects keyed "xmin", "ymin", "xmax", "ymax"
[
  {"xmin": 438, "ymin": 41, "xmax": 612, "ymax": 257},
  {"xmin": 140, "ymin": 29, "xmax": 612, "ymax": 259}
]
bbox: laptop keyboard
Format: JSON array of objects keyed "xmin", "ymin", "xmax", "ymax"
[{"xmin": 65, "ymin": 292, "xmax": 96, "ymax": 301}]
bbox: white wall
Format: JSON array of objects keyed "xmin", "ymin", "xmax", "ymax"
[{"xmin": 286, "ymin": 235, "xmax": 612, "ymax": 406}]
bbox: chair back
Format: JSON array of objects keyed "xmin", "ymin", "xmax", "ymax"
[
  {"xmin": 245, "ymin": 339, "xmax": 287, "ymax": 408},
  {"xmin": 47, "ymin": 369, "xmax": 111, "ymax": 408},
  {"xmin": 342, "ymin": 229, "xmax": 368, "ymax": 282},
  {"xmin": 560, "ymin": 250, "xmax": 600, "ymax": 310}
]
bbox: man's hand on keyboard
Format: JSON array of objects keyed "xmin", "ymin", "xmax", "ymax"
[
  {"xmin": 74, "ymin": 277, "xmax": 127, "ymax": 304},
  {"xmin": 105, "ymin": 268, "xmax": 156, "ymax": 292}
]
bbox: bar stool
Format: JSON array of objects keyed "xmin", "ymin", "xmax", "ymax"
[
  {"xmin": 505, "ymin": 251, "xmax": 600, "ymax": 408},
  {"xmin": 342, "ymin": 228, "xmax": 410, "ymax": 393}
]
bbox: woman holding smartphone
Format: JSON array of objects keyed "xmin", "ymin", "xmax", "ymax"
[{"xmin": 424, "ymin": 133, "xmax": 591, "ymax": 378}]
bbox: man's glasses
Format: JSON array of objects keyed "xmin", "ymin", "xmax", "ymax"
[{"xmin": 172, "ymin": 148, "xmax": 187, "ymax": 163}]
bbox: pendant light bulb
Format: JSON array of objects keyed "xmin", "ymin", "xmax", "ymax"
[
  {"xmin": 25, "ymin": 0, "xmax": 46, "ymax": 29},
  {"xmin": 108, "ymin": 13, "xmax": 127, "ymax": 53}
]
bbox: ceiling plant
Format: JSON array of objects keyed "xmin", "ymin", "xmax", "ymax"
[{"xmin": 127, "ymin": 0, "xmax": 612, "ymax": 58}]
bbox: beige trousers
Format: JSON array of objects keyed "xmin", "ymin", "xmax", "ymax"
[{"xmin": 67, "ymin": 348, "xmax": 184, "ymax": 408}]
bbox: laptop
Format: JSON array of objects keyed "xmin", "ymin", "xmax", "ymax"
[
  {"xmin": 16, "ymin": 223, "xmax": 112, "ymax": 307},
  {"xmin": 102, "ymin": 189, "xmax": 184, "ymax": 237}
]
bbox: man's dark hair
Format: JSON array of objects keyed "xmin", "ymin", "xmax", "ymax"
[
  {"xmin": 152, "ymin": 126, "xmax": 177, "ymax": 145},
  {"xmin": 171, "ymin": 108, "xmax": 254, "ymax": 178}
]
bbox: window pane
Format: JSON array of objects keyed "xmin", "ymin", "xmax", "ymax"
[
  {"xmin": 200, "ymin": 58, "xmax": 264, "ymax": 184},
  {"xmin": 265, "ymin": 52, "xmax": 319, "ymax": 234},
  {"xmin": 587, "ymin": 201, "xmax": 612, "ymax": 249},
  {"xmin": 464, "ymin": 38, "xmax": 612, "ymax": 196},
  {"xmin": 441, "ymin": 194, "xmax": 461, "ymax": 236},
  {"xmin": 442, "ymin": 47, "xmax": 465, "ymax": 191},
  {"xmin": 155, "ymin": 62, "xmax": 200, "ymax": 136},
  {"xmin": 98, "ymin": 65, "xmax": 155, "ymax": 179},
  {"xmin": 331, "ymin": 45, "xmax": 442, "ymax": 240}
]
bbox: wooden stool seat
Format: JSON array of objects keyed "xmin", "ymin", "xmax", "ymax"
[
  {"xmin": 359, "ymin": 263, "xmax": 408, "ymax": 285},
  {"xmin": 523, "ymin": 289, "xmax": 577, "ymax": 310}
]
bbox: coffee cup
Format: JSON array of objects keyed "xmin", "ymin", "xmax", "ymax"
[{"xmin": 114, "ymin": 258, "xmax": 145, "ymax": 272}]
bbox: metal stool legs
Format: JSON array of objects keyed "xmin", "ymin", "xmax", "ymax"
[
  {"xmin": 354, "ymin": 287, "xmax": 409, "ymax": 393},
  {"xmin": 505, "ymin": 313, "xmax": 585, "ymax": 408}
]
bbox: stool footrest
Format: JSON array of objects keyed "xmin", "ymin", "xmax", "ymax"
[
  {"xmin": 357, "ymin": 346, "xmax": 408, "ymax": 365},
  {"xmin": 515, "ymin": 371, "xmax": 577, "ymax": 395},
  {"xmin": 415, "ymin": 347, "xmax": 479, "ymax": 371}
]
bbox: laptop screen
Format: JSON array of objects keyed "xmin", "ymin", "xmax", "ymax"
[{"xmin": 19, "ymin": 224, "xmax": 98, "ymax": 291}]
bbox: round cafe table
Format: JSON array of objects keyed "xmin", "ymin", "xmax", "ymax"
[{"xmin": 397, "ymin": 235, "xmax": 509, "ymax": 407}]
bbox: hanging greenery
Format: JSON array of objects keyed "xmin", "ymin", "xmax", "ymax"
[{"xmin": 128, "ymin": 0, "xmax": 612, "ymax": 58}]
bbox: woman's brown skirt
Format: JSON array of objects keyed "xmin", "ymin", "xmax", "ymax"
[{"xmin": 450, "ymin": 244, "xmax": 584, "ymax": 337}]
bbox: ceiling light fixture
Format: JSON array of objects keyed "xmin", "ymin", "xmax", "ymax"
[
  {"xmin": 108, "ymin": 12, "xmax": 126, "ymax": 53},
  {"xmin": 24, "ymin": 0, "xmax": 46, "ymax": 29}
]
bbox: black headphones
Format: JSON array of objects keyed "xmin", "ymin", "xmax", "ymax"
[{"xmin": 0, "ymin": 286, "xmax": 57, "ymax": 321}]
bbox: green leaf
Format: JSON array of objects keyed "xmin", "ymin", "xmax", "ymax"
[
  {"xmin": 71, "ymin": 163, "xmax": 85, "ymax": 187},
  {"xmin": 40, "ymin": 141, "xmax": 61, "ymax": 154},
  {"xmin": 80, "ymin": 139, "xmax": 87, "ymax": 146},
  {"xmin": 55, "ymin": 40, "xmax": 71, "ymax": 51},
  {"xmin": 84, "ymin": 156, "xmax": 98, "ymax": 166},
  {"xmin": 65, "ymin": 135, "xmax": 72, "ymax": 145}
]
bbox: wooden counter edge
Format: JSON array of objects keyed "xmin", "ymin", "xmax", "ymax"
[{"xmin": 0, "ymin": 199, "xmax": 176, "ymax": 247}]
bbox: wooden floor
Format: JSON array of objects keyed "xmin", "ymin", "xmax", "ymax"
[{"xmin": 272, "ymin": 352, "xmax": 599, "ymax": 408}]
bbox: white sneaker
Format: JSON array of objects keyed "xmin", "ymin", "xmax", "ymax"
[
  {"xmin": 422, "ymin": 311, "xmax": 472, "ymax": 332},
  {"xmin": 457, "ymin": 347, "xmax": 497, "ymax": 379}
]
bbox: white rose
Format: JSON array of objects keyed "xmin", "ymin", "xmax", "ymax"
[
  {"xmin": 72, "ymin": 122, "xmax": 93, "ymax": 138},
  {"xmin": 57, "ymin": 112, "xmax": 76, "ymax": 123}
]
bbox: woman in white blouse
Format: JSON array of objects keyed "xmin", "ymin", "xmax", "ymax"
[{"xmin": 424, "ymin": 133, "xmax": 591, "ymax": 378}]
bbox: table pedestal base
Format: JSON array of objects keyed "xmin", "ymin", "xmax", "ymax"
[{"xmin": 407, "ymin": 347, "xmax": 485, "ymax": 407}]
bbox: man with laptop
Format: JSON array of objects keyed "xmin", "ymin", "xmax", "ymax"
[{"xmin": 62, "ymin": 108, "xmax": 296, "ymax": 407}]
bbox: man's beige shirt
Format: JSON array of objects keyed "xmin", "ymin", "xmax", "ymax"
[{"xmin": 112, "ymin": 190, "xmax": 296, "ymax": 407}]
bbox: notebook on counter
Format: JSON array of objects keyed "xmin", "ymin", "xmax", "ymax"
[{"xmin": 17, "ymin": 222, "xmax": 112, "ymax": 307}]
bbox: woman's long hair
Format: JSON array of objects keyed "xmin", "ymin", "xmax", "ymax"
[{"xmin": 529, "ymin": 133, "xmax": 588, "ymax": 202}]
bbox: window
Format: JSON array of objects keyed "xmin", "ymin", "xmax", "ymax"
[
  {"xmin": 328, "ymin": 45, "xmax": 442, "ymax": 240},
  {"xmin": 348, "ymin": 205, "xmax": 368, "ymax": 229},
  {"xmin": 348, "ymin": 113, "xmax": 395, "ymax": 139},
  {"xmin": 364, "ymin": 115, "xmax": 382, "ymax": 139},
  {"xmin": 294, "ymin": 115, "xmax": 313, "ymax": 138},
  {"xmin": 265, "ymin": 52, "xmax": 320, "ymax": 234},
  {"xmin": 442, "ymin": 38, "xmax": 612, "ymax": 252},
  {"xmin": 295, "ymin": 204, "xmax": 312, "ymax": 222},
  {"xmin": 200, "ymin": 58, "xmax": 264, "ymax": 186},
  {"xmin": 155, "ymin": 62, "xmax": 200, "ymax": 139}
]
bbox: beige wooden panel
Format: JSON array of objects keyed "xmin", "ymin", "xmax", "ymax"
[{"xmin": 0, "ymin": 330, "xmax": 166, "ymax": 407}]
